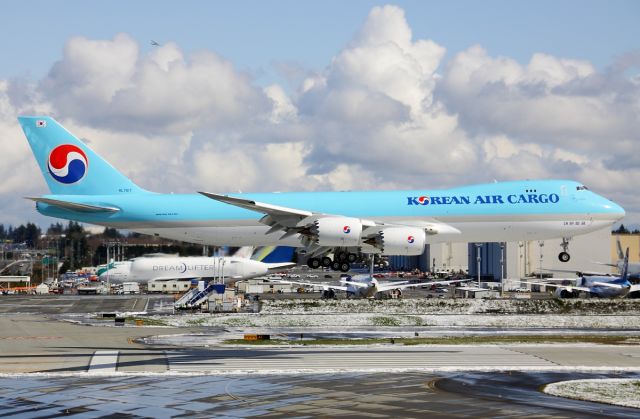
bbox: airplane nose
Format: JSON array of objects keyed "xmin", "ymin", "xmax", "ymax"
[{"xmin": 605, "ymin": 200, "xmax": 626, "ymax": 221}]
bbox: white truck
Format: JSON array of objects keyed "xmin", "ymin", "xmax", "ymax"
[{"xmin": 119, "ymin": 282, "xmax": 140, "ymax": 295}]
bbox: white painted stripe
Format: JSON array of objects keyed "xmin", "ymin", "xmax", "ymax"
[{"xmin": 88, "ymin": 350, "xmax": 119, "ymax": 372}]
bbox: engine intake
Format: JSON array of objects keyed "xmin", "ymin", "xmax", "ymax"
[
  {"xmin": 309, "ymin": 217, "xmax": 362, "ymax": 247},
  {"xmin": 375, "ymin": 227, "xmax": 426, "ymax": 256}
]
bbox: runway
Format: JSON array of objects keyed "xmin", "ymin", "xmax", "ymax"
[
  {"xmin": 2, "ymin": 313, "xmax": 640, "ymax": 374},
  {"xmin": 1, "ymin": 372, "xmax": 639, "ymax": 418}
]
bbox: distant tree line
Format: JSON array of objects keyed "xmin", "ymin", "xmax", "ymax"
[
  {"xmin": 612, "ymin": 224, "xmax": 640, "ymax": 235},
  {"xmin": 1, "ymin": 221, "xmax": 213, "ymax": 272},
  {"xmin": 0, "ymin": 222, "xmax": 42, "ymax": 246}
]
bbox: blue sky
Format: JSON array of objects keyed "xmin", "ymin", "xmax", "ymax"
[
  {"xmin": 1, "ymin": 1, "xmax": 639, "ymax": 228},
  {"xmin": 4, "ymin": 0, "xmax": 639, "ymax": 84}
]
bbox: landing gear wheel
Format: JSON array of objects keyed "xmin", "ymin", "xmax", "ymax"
[
  {"xmin": 321, "ymin": 256, "xmax": 332, "ymax": 268},
  {"xmin": 331, "ymin": 261, "xmax": 341, "ymax": 271},
  {"xmin": 336, "ymin": 251, "xmax": 348, "ymax": 261},
  {"xmin": 339, "ymin": 262, "xmax": 350, "ymax": 272},
  {"xmin": 558, "ymin": 252, "xmax": 570, "ymax": 263},
  {"xmin": 347, "ymin": 253, "xmax": 357, "ymax": 263},
  {"xmin": 307, "ymin": 258, "xmax": 320, "ymax": 269}
]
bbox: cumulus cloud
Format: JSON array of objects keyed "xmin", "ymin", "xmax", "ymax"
[
  {"xmin": 0, "ymin": 4, "xmax": 639, "ymax": 229},
  {"xmin": 41, "ymin": 34, "xmax": 271, "ymax": 135}
]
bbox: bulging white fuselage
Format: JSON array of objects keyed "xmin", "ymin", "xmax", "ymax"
[{"xmin": 98, "ymin": 256, "xmax": 273, "ymax": 284}]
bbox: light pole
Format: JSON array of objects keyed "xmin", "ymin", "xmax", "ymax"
[
  {"xmin": 475, "ymin": 243, "xmax": 482, "ymax": 288},
  {"xmin": 500, "ymin": 242, "xmax": 505, "ymax": 297},
  {"xmin": 106, "ymin": 243, "xmax": 110, "ymax": 294},
  {"xmin": 538, "ymin": 241, "xmax": 544, "ymax": 281}
]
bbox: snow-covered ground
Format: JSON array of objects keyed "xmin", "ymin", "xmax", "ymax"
[
  {"xmin": 259, "ymin": 298, "xmax": 640, "ymax": 315},
  {"xmin": 544, "ymin": 378, "xmax": 640, "ymax": 408},
  {"xmin": 148, "ymin": 312, "xmax": 640, "ymax": 329},
  {"xmin": 138, "ymin": 298, "xmax": 640, "ymax": 329}
]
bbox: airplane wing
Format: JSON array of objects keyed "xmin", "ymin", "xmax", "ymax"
[
  {"xmin": 375, "ymin": 278, "xmax": 472, "ymax": 292},
  {"xmin": 543, "ymin": 267, "xmax": 612, "ymax": 277},
  {"xmin": 375, "ymin": 282, "xmax": 423, "ymax": 292},
  {"xmin": 270, "ymin": 279, "xmax": 349, "ymax": 291},
  {"xmin": 199, "ymin": 192, "xmax": 460, "ymax": 251},
  {"xmin": 521, "ymin": 281, "xmax": 591, "ymax": 292},
  {"xmin": 536, "ymin": 277, "xmax": 580, "ymax": 282},
  {"xmin": 26, "ymin": 197, "xmax": 120, "ymax": 213},
  {"xmin": 421, "ymin": 278, "xmax": 473, "ymax": 286},
  {"xmin": 591, "ymin": 281, "xmax": 625, "ymax": 289},
  {"xmin": 340, "ymin": 279, "xmax": 376, "ymax": 289}
]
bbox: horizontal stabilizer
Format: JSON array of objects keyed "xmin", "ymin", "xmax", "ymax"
[
  {"xmin": 26, "ymin": 197, "xmax": 120, "ymax": 213},
  {"xmin": 265, "ymin": 262, "xmax": 297, "ymax": 271},
  {"xmin": 630, "ymin": 284, "xmax": 640, "ymax": 293}
]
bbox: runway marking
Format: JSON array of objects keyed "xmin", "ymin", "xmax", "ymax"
[{"xmin": 88, "ymin": 350, "xmax": 119, "ymax": 372}]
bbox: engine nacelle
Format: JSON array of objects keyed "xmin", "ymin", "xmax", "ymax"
[
  {"xmin": 375, "ymin": 227, "xmax": 426, "ymax": 256},
  {"xmin": 554, "ymin": 288, "xmax": 576, "ymax": 299},
  {"xmin": 310, "ymin": 217, "xmax": 362, "ymax": 247}
]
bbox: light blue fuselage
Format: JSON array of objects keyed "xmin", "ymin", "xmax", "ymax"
[{"xmin": 35, "ymin": 180, "xmax": 624, "ymax": 247}]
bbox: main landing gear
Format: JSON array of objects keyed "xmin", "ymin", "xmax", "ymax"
[
  {"xmin": 306, "ymin": 250, "xmax": 357, "ymax": 272},
  {"xmin": 558, "ymin": 237, "xmax": 571, "ymax": 263}
]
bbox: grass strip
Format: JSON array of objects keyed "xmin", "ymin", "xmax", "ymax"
[{"xmin": 223, "ymin": 335, "xmax": 640, "ymax": 346}]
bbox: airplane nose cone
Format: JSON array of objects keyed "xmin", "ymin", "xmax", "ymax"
[{"xmin": 605, "ymin": 200, "xmax": 626, "ymax": 221}]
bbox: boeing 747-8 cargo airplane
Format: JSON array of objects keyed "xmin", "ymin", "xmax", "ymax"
[{"xmin": 19, "ymin": 116, "xmax": 625, "ymax": 271}]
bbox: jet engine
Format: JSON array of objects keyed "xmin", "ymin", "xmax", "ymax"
[
  {"xmin": 554, "ymin": 288, "xmax": 576, "ymax": 299},
  {"xmin": 309, "ymin": 217, "xmax": 362, "ymax": 247},
  {"xmin": 373, "ymin": 227, "xmax": 426, "ymax": 256}
]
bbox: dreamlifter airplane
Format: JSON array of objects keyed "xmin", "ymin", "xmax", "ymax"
[{"xmin": 19, "ymin": 116, "xmax": 625, "ymax": 272}]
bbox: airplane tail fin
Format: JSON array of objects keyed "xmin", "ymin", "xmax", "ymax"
[
  {"xmin": 251, "ymin": 246, "xmax": 296, "ymax": 263},
  {"xmin": 18, "ymin": 116, "xmax": 149, "ymax": 195},
  {"xmin": 621, "ymin": 247, "xmax": 629, "ymax": 281}
]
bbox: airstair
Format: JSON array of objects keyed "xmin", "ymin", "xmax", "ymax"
[{"xmin": 174, "ymin": 282, "xmax": 225, "ymax": 309}]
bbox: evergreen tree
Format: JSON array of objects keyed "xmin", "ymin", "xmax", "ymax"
[
  {"xmin": 102, "ymin": 227, "xmax": 123, "ymax": 238},
  {"xmin": 614, "ymin": 224, "xmax": 630, "ymax": 234},
  {"xmin": 47, "ymin": 223, "xmax": 65, "ymax": 235}
]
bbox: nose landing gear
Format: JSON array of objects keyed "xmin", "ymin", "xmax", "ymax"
[{"xmin": 558, "ymin": 237, "xmax": 571, "ymax": 262}]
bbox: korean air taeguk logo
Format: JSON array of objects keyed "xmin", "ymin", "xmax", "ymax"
[
  {"xmin": 47, "ymin": 144, "xmax": 88, "ymax": 184},
  {"xmin": 343, "ymin": 226, "xmax": 351, "ymax": 234}
]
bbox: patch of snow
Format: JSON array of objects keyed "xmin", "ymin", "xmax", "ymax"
[
  {"xmin": 146, "ymin": 312, "xmax": 640, "ymax": 329},
  {"xmin": 544, "ymin": 378, "xmax": 640, "ymax": 408}
]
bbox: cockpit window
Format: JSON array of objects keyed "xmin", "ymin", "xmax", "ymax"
[{"xmin": 576, "ymin": 185, "xmax": 589, "ymax": 191}]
